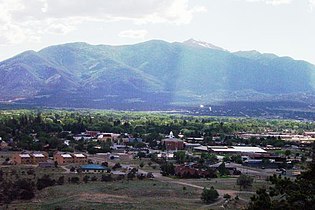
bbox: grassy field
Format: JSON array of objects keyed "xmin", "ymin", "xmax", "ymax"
[
  {"xmin": 1, "ymin": 175, "xmax": 265, "ymax": 209},
  {"xmin": 6, "ymin": 180, "xmax": 209, "ymax": 210},
  {"xmin": 184, "ymin": 177, "xmax": 270, "ymax": 192}
]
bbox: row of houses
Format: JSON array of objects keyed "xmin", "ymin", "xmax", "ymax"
[
  {"xmin": 54, "ymin": 152, "xmax": 88, "ymax": 165},
  {"xmin": 12, "ymin": 152, "xmax": 48, "ymax": 164},
  {"xmin": 12, "ymin": 152, "xmax": 88, "ymax": 165}
]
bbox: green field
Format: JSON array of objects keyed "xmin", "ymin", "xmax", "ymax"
[{"xmin": 6, "ymin": 180, "xmax": 207, "ymax": 210}]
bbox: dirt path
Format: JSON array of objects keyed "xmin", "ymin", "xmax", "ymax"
[
  {"xmin": 148, "ymin": 171, "xmax": 255, "ymax": 197},
  {"xmin": 60, "ymin": 165, "xmax": 71, "ymax": 173}
]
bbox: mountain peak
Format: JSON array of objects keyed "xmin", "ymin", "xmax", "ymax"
[{"xmin": 183, "ymin": 39, "xmax": 225, "ymax": 51}]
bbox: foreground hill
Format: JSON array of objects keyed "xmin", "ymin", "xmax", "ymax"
[{"xmin": 1, "ymin": 39, "xmax": 315, "ymax": 109}]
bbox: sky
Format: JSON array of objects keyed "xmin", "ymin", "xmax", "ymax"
[{"xmin": 0, "ymin": 0, "xmax": 315, "ymax": 64}]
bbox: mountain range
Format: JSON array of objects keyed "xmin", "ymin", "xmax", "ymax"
[{"xmin": 1, "ymin": 39, "xmax": 315, "ymax": 109}]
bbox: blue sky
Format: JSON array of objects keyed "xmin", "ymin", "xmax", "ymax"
[{"xmin": 0, "ymin": 0, "xmax": 314, "ymax": 64}]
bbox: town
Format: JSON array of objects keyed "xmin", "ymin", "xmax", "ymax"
[{"xmin": 0, "ymin": 110, "xmax": 314, "ymax": 209}]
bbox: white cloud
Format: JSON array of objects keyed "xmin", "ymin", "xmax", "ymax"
[
  {"xmin": 309, "ymin": 0, "xmax": 315, "ymax": 11},
  {"xmin": 118, "ymin": 30, "xmax": 148, "ymax": 39},
  {"xmin": 0, "ymin": 0, "xmax": 205, "ymax": 46},
  {"xmin": 243, "ymin": 0, "xmax": 292, "ymax": 5}
]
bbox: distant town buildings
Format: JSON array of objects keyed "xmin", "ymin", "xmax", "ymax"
[
  {"xmin": 162, "ymin": 138, "xmax": 184, "ymax": 150},
  {"xmin": 194, "ymin": 146, "xmax": 267, "ymax": 154}
]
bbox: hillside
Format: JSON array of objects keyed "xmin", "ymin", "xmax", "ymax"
[{"xmin": 1, "ymin": 39, "xmax": 315, "ymax": 109}]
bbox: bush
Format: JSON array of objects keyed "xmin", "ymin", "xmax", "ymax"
[
  {"xmin": 237, "ymin": 174, "xmax": 254, "ymax": 190},
  {"xmin": 57, "ymin": 176, "xmax": 65, "ymax": 185},
  {"xmin": 37, "ymin": 174, "xmax": 55, "ymax": 190},
  {"xmin": 112, "ymin": 163, "xmax": 121, "ymax": 170},
  {"xmin": 201, "ymin": 187, "xmax": 219, "ymax": 204},
  {"xmin": 101, "ymin": 174, "xmax": 112, "ymax": 182},
  {"xmin": 223, "ymin": 194, "xmax": 231, "ymax": 199},
  {"xmin": 83, "ymin": 175, "xmax": 90, "ymax": 183},
  {"xmin": 160, "ymin": 162, "xmax": 175, "ymax": 176},
  {"xmin": 70, "ymin": 177, "xmax": 80, "ymax": 184}
]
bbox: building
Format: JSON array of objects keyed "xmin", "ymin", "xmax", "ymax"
[
  {"xmin": 80, "ymin": 164, "xmax": 108, "ymax": 173},
  {"xmin": 31, "ymin": 153, "xmax": 48, "ymax": 164},
  {"xmin": 161, "ymin": 138, "xmax": 184, "ymax": 150},
  {"xmin": 97, "ymin": 133, "xmax": 120, "ymax": 142},
  {"xmin": 185, "ymin": 137, "xmax": 204, "ymax": 142},
  {"xmin": 12, "ymin": 152, "xmax": 48, "ymax": 165},
  {"xmin": 12, "ymin": 153, "xmax": 32, "ymax": 164},
  {"xmin": 73, "ymin": 134, "xmax": 92, "ymax": 141},
  {"xmin": 194, "ymin": 146, "xmax": 267, "ymax": 154},
  {"xmin": 0, "ymin": 140, "xmax": 8, "ymax": 150},
  {"xmin": 85, "ymin": 130, "xmax": 100, "ymax": 138},
  {"xmin": 73, "ymin": 153, "xmax": 88, "ymax": 164},
  {"xmin": 175, "ymin": 165, "xmax": 211, "ymax": 178},
  {"xmin": 209, "ymin": 146, "xmax": 267, "ymax": 154},
  {"xmin": 53, "ymin": 152, "xmax": 88, "ymax": 165},
  {"xmin": 54, "ymin": 153, "xmax": 74, "ymax": 165},
  {"xmin": 184, "ymin": 142, "xmax": 201, "ymax": 150}
]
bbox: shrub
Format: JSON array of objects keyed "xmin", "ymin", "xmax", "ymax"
[
  {"xmin": 57, "ymin": 176, "xmax": 65, "ymax": 185},
  {"xmin": 70, "ymin": 177, "xmax": 80, "ymax": 184},
  {"xmin": 37, "ymin": 174, "xmax": 55, "ymax": 190},
  {"xmin": 223, "ymin": 194, "xmax": 231, "ymax": 199},
  {"xmin": 201, "ymin": 187, "xmax": 219, "ymax": 204},
  {"xmin": 237, "ymin": 174, "xmax": 254, "ymax": 190},
  {"xmin": 101, "ymin": 174, "xmax": 112, "ymax": 182}
]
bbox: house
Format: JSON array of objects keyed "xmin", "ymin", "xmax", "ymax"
[
  {"xmin": 161, "ymin": 138, "xmax": 184, "ymax": 150},
  {"xmin": 54, "ymin": 153, "xmax": 74, "ymax": 165},
  {"xmin": 80, "ymin": 164, "xmax": 109, "ymax": 173},
  {"xmin": 73, "ymin": 153, "xmax": 88, "ymax": 164},
  {"xmin": 0, "ymin": 140, "xmax": 9, "ymax": 150},
  {"xmin": 31, "ymin": 153, "xmax": 48, "ymax": 164},
  {"xmin": 12, "ymin": 153, "xmax": 32, "ymax": 164},
  {"xmin": 175, "ymin": 165, "xmax": 211, "ymax": 178},
  {"xmin": 12, "ymin": 152, "xmax": 48, "ymax": 164},
  {"xmin": 97, "ymin": 133, "xmax": 120, "ymax": 142}
]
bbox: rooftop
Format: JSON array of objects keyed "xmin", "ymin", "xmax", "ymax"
[
  {"xmin": 162, "ymin": 138, "xmax": 183, "ymax": 142},
  {"xmin": 209, "ymin": 146, "xmax": 267, "ymax": 153},
  {"xmin": 19, "ymin": 154, "xmax": 31, "ymax": 158},
  {"xmin": 61, "ymin": 154, "xmax": 72, "ymax": 158},
  {"xmin": 73, "ymin": 154, "xmax": 86, "ymax": 158},
  {"xmin": 32, "ymin": 153, "xmax": 45, "ymax": 158},
  {"xmin": 80, "ymin": 164, "xmax": 108, "ymax": 170}
]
